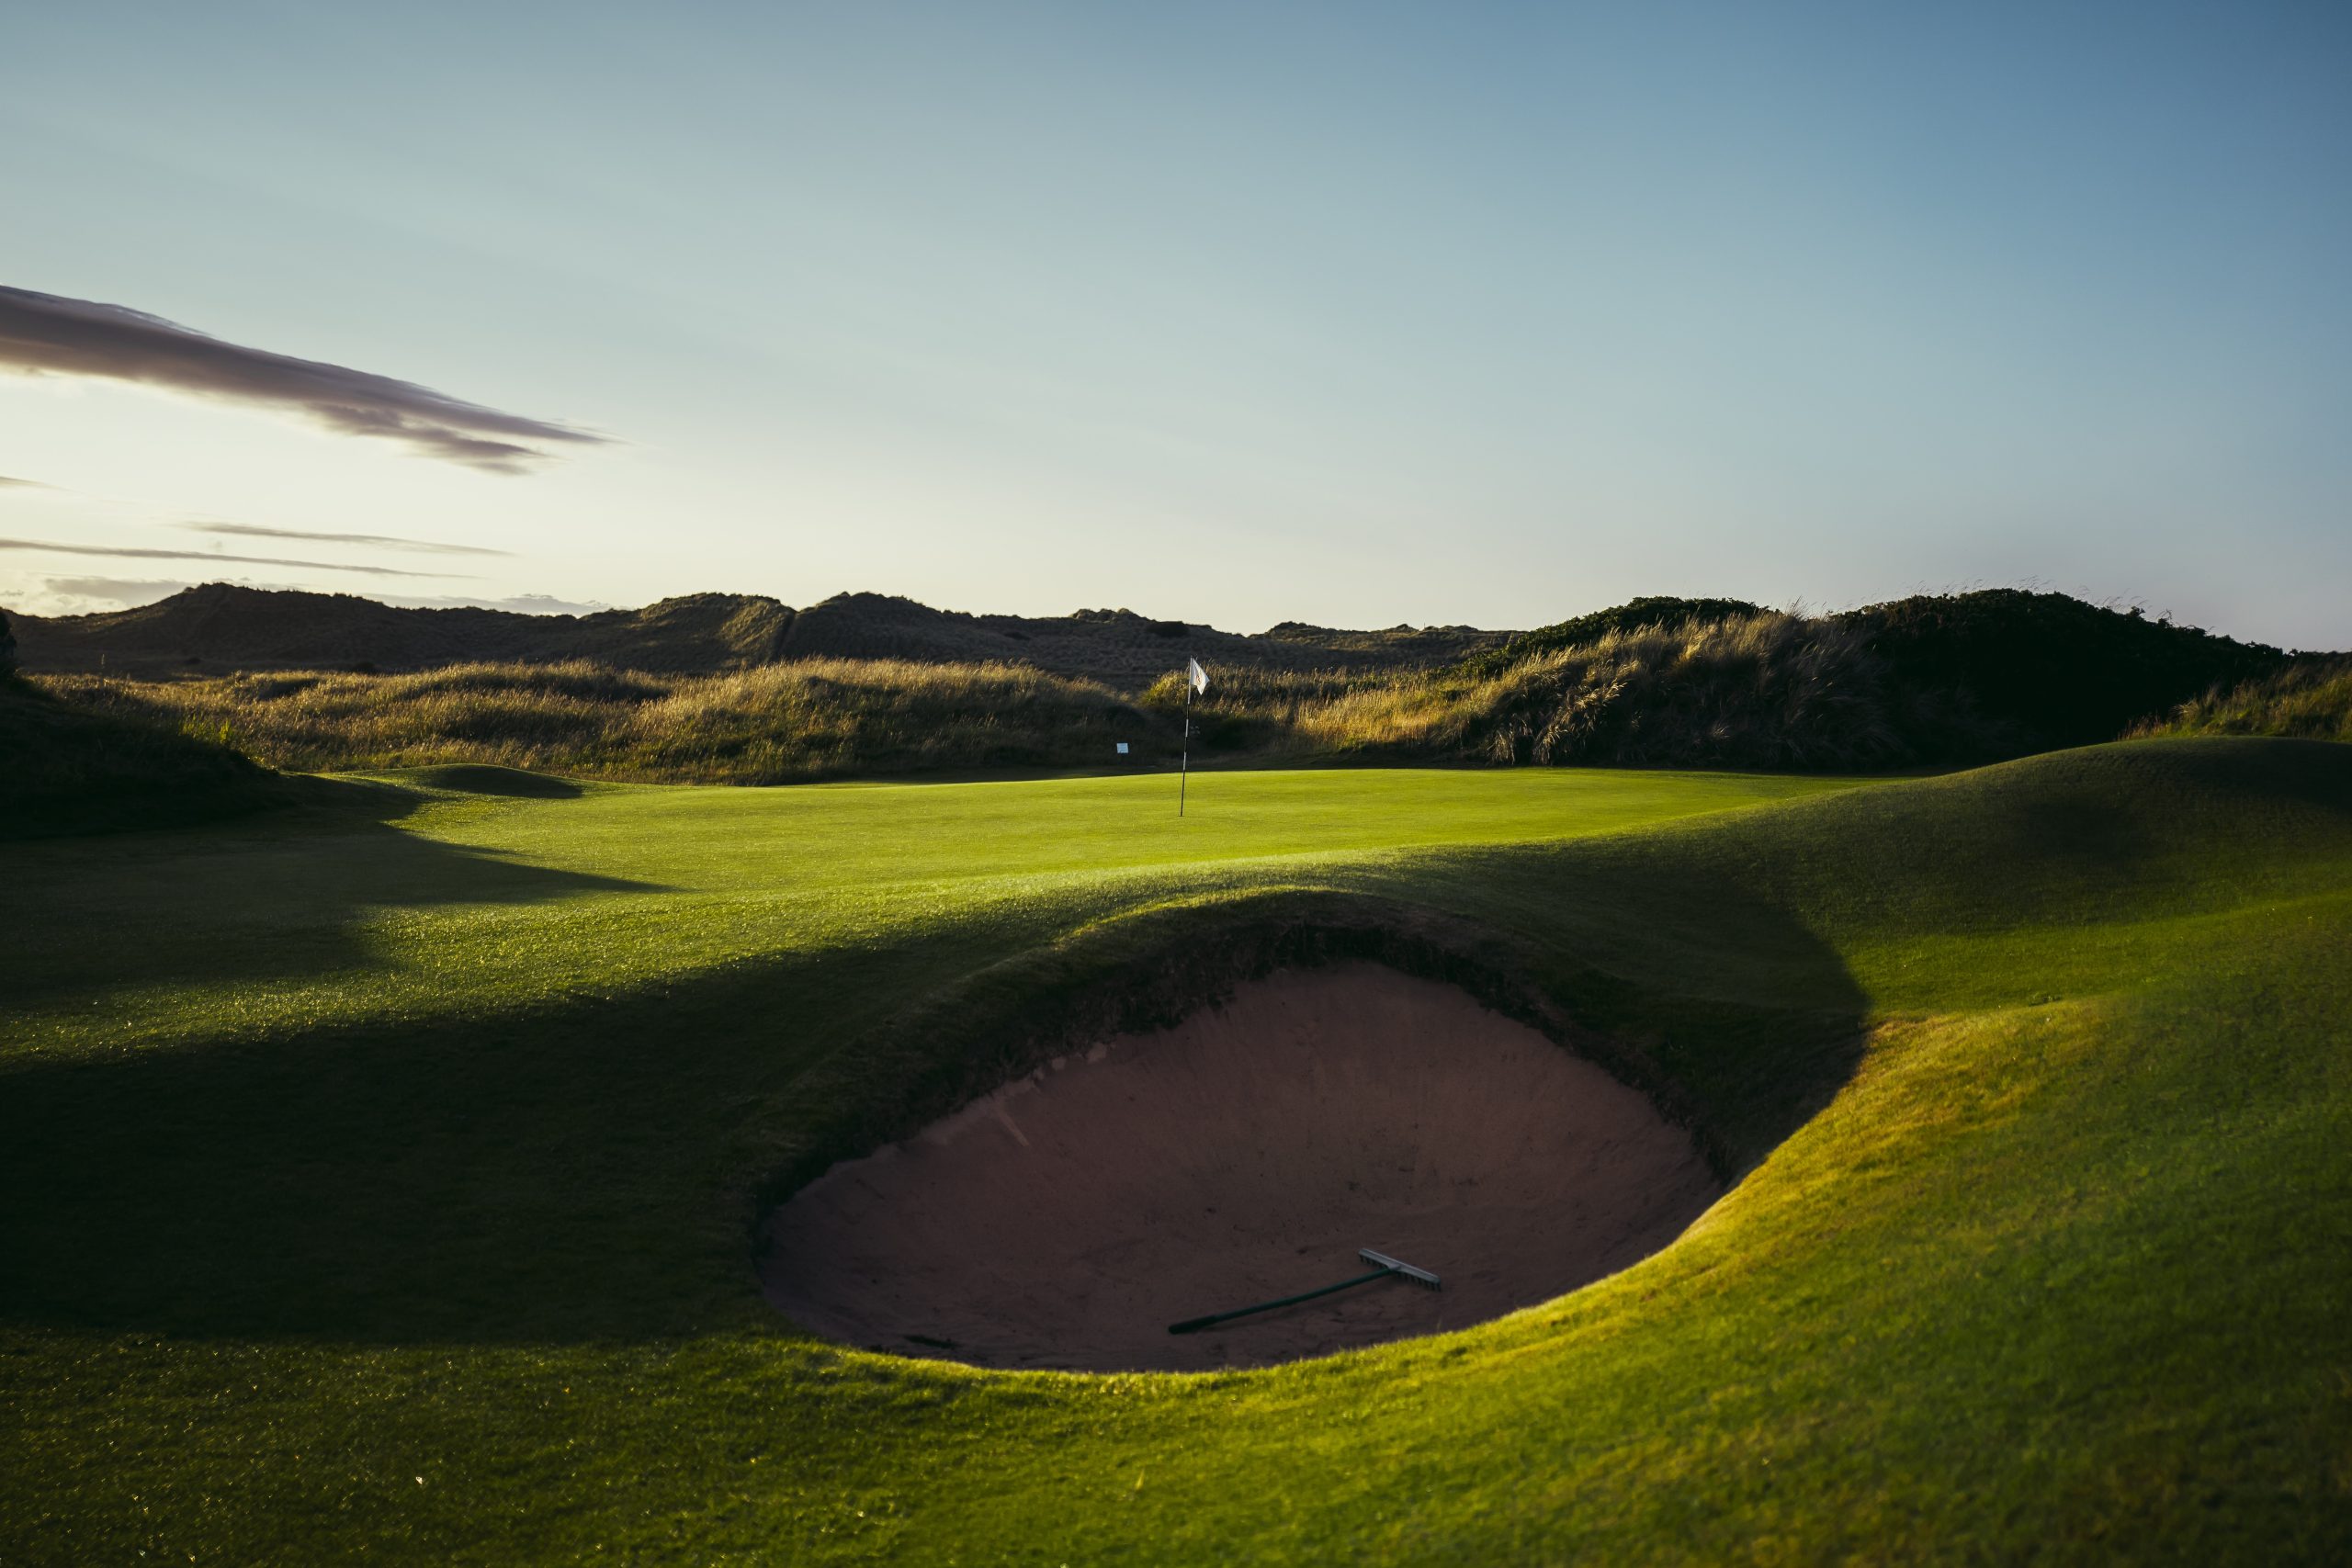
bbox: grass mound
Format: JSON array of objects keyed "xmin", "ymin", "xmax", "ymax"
[
  {"xmin": 0, "ymin": 669, "xmax": 293, "ymax": 839},
  {"xmin": 397, "ymin": 762, "xmax": 588, "ymax": 798},
  {"xmin": 2, "ymin": 742, "xmax": 2346, "ymax": 1561}
]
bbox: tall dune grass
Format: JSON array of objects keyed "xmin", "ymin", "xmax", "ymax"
[
  {"xmin": 1282, "ymin": 615, "xmax": 1940, "ymax": 769},
  {"xmin": 25, "ymin": 618, "xmax": 1998, "ymax": 784},
  {"xmin": 42, "ymin": 659, "xmax": 1159, "ymax": 784},
  {"xmin": 2142, "ymin": 658, "xmax": 2352, "ymax": 743},
  {"xmin": 38, "ymin": 604, "xmax": 2293, "ymax": 785}
]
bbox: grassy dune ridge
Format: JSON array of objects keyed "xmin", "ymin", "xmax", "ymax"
[
  {"xmin": 3, "ymin": 740, "xmax": 2347, "ymax": 1562},
  {"xmin": 43, "ymin": 598, "xmax": 2329, "ymax": 789}
]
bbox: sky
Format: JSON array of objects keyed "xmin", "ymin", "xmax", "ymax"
[{"xmin": 2, "ymin": 1, "xmax": 2346, "ymax": 648}]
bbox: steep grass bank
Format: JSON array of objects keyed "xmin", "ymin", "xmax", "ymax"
[{"xmin": 0, "ymin": 670, "xmax": 295, "ymax": 839}]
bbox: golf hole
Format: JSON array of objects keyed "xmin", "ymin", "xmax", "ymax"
[{"xmin": 760, "ymin": 963, "xmax": 1722, "ymax": 1371}]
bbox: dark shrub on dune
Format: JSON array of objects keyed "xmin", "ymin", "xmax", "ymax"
[{"xmin": 1838, "ymin": 589, "xmax": 2290, "ymax": 754}]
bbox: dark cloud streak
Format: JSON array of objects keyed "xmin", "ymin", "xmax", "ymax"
[
  {"xmin": 0, "ymin": 286, "xmax": 608, "ymax": 473},
  {"xmin": 0, "ymin": 536, "xmax": 470, "ymax": 579},
  {"xmin": 179, "ymin": 520, "xmax": 513, "ymax": 557}
]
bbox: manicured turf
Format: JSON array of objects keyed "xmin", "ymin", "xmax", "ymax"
[{"xmin": 3, "ymin": 746, "xmax": 2346, "ymax": 1562}]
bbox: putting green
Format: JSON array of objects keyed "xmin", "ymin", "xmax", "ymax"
[{"xmin": 3, "ymin": 744, "xmax": 2347, "ymax": 1562}]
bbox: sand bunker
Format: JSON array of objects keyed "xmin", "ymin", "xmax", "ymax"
[{"xmin": 761, "ymin": 963, "xmax": 1721, "ymax": 1371}]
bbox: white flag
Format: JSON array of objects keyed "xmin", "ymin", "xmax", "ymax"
[{"xmin": 1187, "ymin": 657, "xmax": 1209, "ymax": 694}]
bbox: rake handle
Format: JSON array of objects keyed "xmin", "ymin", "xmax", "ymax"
[{"xmin": 1167, "ymin": 1266, "xmax": 1399, "ymax": 1335}]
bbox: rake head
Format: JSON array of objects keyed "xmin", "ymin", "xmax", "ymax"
[{"xmin": 1360, "ymin": 1248, "xmax": 1442, "ymax": 1290}]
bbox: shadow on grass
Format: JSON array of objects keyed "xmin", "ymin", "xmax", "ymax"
[
  {"xmin": 0, "ymin": 870, "xmax": 1871, "ymax": 1348},
  {"xmin": 6, "ymin": 739, "xmax": 2337, "ymax": 1353},
  {"xmin": 0, "ymin": 779, "xmax": 659, "ymax": 1009},
  {"xmin": 0, "ymin": 938, "xmax": 973, "ymax": 1347}
]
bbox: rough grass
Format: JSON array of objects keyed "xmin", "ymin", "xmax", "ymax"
[
  {"xmin": 1450, "ymin": 593, "xmax": 1766, "ymax": 680},
  {"xmin": 2, "ymin": 741, "xmax": 2347, "ymax": 1562},
  {"xmin": 1288, "ymin": 614, "xmax": 1944, "ymax": 768},
  {"xmin": 2145, "ymin": 656, "xmax": 2352, "ymax": 742},
  {"xmin": 1151, "ymin": 613, "xmax": 1994, "ymax": 770},
  {"xmin": 26, "ymin": 615, "xmax": 1960, "ymax": 785},
  {"xmin": 43, "ymin": 589, "xmax": 2311, "ymax": 787},
  {"xmin": 40, "ymin": 658, "xmax": 1159, "ymax": 783}
]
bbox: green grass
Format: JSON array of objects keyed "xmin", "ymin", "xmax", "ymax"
[{"xmin": 3, "ymin": 744, "xmax": 2347, "ymax": 1562}]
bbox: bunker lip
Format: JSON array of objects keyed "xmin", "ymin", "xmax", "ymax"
[{"xmin": 759, "ymin": 963, "xmax": 1723, "ymax": 1372}]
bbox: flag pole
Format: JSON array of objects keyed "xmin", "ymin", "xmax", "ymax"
[{"xmin": 1179, "ymin": 675, "xmax": 1190, "ymax": 818}]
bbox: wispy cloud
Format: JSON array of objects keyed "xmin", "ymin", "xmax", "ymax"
[
  {"xmin": 0, "ymin": 573, "xmax": 605, "ymax": 619},
  {"xmin": 0, "ymin": 536, "xmax": 470, "ymax": 579},
  {"xmin": 0, "ymin": 474, "xmax": 61, "ymax": 490},
  {"xmin": 382, "ymin": 591, "xmax": 611, "ymax": 615},
  {"xmin": 178, "ymin": 520, "xmax": 513, "ymax": 557},
  {"xmin": 0, "ymin": 286, "xmax": 609, "ymax": 473},
  {"xmin": 6, "ymin": 574, "xmax": 192, "ymax": 613}
]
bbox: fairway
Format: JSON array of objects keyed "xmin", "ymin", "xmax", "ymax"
[
  {"xmin": 2, "ymin": 764, "xmax": 1856, "ymax": 1055},
  {"xmin": 5, "ymin": 744, "xmax": 2349, "ymax": 1562}
]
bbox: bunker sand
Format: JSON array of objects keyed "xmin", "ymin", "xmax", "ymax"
[{"xmin": 762, "ymin": 964, "xmax": 1722, "ymax": 1371}]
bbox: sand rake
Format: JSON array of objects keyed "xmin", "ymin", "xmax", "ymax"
[{"xmin": 1167, "ymin": 1248, "xmax": 1442, "ymax": 1335}]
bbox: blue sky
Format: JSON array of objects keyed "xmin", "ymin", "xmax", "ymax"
[{"xmin": 2, "ymin": 1, "xmax": 2346, "ymax": 646}]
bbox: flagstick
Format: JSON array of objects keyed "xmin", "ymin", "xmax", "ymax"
[{"xmin": 1179, "ymin": 678, "xmax": 1191, "ymax": 818}]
